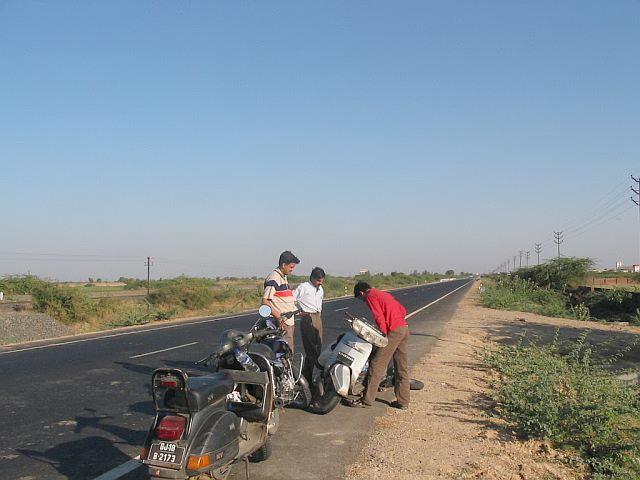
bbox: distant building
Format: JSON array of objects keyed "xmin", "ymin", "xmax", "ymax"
[
  {"xmin": 614, "ymin": 263, "xmax": 639, "ymax": 273},
  {"xmin": 359, "ymin": 268, "xmax": 370, "ymax": 275}
]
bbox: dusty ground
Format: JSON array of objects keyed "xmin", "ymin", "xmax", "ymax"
[{"xmin": 345, "ymin": 282, "xmax": 640, "ymax": 480}]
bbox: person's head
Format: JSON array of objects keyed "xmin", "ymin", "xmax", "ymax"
[
  {"xmin": 310, "ymin": 267, "xmax": 326, "ymax": 287},
  {"xmin": 353, "ymin": 281, "xmax": 372, "ymax": 301},
  {"xmin": 278, "ymin": 250, "xmax": 300, "ymax": 275}
]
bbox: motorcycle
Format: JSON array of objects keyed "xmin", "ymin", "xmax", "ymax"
[
  {"xmin": 140, "ymin": 306, "xmax": 285, "ymax": 479},
  {"xmin": 310, "ymin": 312, "xmax": 424, "ymax": 414},
  {"xmin": 250, "ymin": 306, "xmax": 312, "ymax": 410}
]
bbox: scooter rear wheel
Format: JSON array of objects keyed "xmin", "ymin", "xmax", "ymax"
[{"xmin": 249, "ymin": 437, "xmax": 273, "ymax": 463}]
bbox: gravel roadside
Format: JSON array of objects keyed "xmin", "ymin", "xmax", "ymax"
[
  {"xmin": 0, "ymin": 310, "xmax": 73, "ymax": 345},
  {"xmin": 345, "ymin": 282, "xmax": 600, "ymax": 480}
]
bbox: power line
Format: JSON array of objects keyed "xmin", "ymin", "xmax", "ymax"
[
  {"xmin": 554, "ymin": 231, "xmax": 564, "ymax": 258},
  {"xmin": 631, "ymin": 174, "xmax": 640, "ymax": 264}
]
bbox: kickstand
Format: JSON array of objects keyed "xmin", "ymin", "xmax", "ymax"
[{"xmin": 244, "ymin": 456, "xmax": 250, "ymax": 480}]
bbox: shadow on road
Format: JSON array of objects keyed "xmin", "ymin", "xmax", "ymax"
[{"xmin": 18, "ymin": 436, "xmax": 133, "ymax": 480}]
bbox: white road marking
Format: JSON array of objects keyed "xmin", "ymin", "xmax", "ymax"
[
  {"xmin": 406, "ymin": 280, "xmax": 472, "ymax": 319},
  {"xmin": 89, "ymin": 278, "xmax": 472, "ymax": 480},
  {"xmin": 0, "ymin": 312, "xmax": 250, "ymax": 356},
  {"xmin": 92, "ymin": 456, "xmax": 140, "ymax": 480},
  {"xmin": 334, "ymin": 307, "xmax": 348, "ymax": 311},
  {"xmin": 129, "ymin": 342, "xmax": 198, "ymax": 359}
]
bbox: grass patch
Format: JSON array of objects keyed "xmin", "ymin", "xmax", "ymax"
[
  {"xmin": 481, "ymin": 276, "xmax": 571, "ymax": 317},
  {"xmin": 485, "ymin": 332, "xmax": 640, "ymax": 479}
]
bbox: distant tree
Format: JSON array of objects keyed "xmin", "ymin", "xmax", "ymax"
[
  {"xmin": 516, "ymin": 257, "xmax": 593, "ymax": 292},
  {"xmin": 445, "ymin": 270, "xmax": 455, "ymax": 276},
  {"xmin": 88, "ymin": 277, "xmax": 94, "ymax": 283}
]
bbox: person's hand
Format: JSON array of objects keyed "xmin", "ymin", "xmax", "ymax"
[{"xmin": 279, "ymin": 319, "xmax": 286, "ymax": 330}]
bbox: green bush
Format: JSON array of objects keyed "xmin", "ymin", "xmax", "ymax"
[
  {"xmin": 31, "ymin": 283, "xmax": 95, "ymax": 324},
  {"xmin": 148, "ymin": 279, "xmax": 215, "ymax": 310},
  {"xmin": 0, "ymin": 274, "xmax": 49, "ymax": 295},
  {"xmin": 485, "ymin": 333, "xmax": 640, "ymax": 479}
]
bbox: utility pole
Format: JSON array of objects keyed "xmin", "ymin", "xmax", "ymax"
[
  {"xmin": 519, "ymin": 250, "xmax": 523, "ymax": 268},
  {"xmin": 535, "ymin": 243, "xmax": 542, "ymax": 265},
  {"xmin": 145, "ymin": 256, "xmax": 154, "ymax": 296},
  {"xmin": 507, "ymin": 258, "xmax": 511, "ymax": 273},
  {"xmin": 513, "ymin": 255, "xmax": 517, "ymax": 271},
  {"xmin": 525, "ymin": 251, "xmax": 530, "ymax": 267},
  {"xmin": 554, "ymin": 231, "xmax": 564, "ymax": 258},
  {"xmin": 631, "ymin": 175, "xmax": 640, "ymax": 265}
]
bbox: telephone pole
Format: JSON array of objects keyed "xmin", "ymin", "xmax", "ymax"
[
  {"xmin": 631, "ymin": 175, "xmax": 640, "ymax": 264},
  {"xmin": 507, "ymin": 258, "xmax": 510, "ymax": 273},
  {"xmin": 535, "ymin": 243, "xmax": 542, "ymax": 265},
  {"xmin": 519, "ymin": 250, "xmax": 523, "ymax": 268},
  {"xmin": 525, "ymin": 251, "xmax": 530, "ymax": 267},
  {"xmin": 554, "ymin": 231, "xmax": 564, "ymax": 258},
  {"xmin": 513, "ymin": 255, "xmax": 517, "ymax": 271},
  {"xmin": 144, "ymin": 256, "xmax": 154, "ymax": 296}
]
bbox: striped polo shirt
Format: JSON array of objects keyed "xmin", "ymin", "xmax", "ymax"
[{"xmin": 263, "ymin": 268, "xmax": 297, "ymax": 326}]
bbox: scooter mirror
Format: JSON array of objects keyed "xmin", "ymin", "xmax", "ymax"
[{"xmin": 258, "ymin": 305, "xmax": 272, "ymax": 318}]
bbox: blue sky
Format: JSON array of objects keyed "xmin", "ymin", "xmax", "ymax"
[{"xmin": 1, "ymin": 1, "xmax": 638, "ymax": 280}]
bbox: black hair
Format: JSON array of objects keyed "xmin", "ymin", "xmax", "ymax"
[
  {"xmin": 353, "ymin": 281, "xmax": 371, "ymax": 298},
  {"xmin": 310, "ymin": 267, "xmax": 326, "ymax": 281},
  {"xmin": 278, "ymin": 250, "xmax": 300, "ymax": 266}
]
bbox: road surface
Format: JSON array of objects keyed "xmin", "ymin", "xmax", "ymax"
[{"xmin": 0, "ymin": 279, "xmax": 472, "ymax": 480}]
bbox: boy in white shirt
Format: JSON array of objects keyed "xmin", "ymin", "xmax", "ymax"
[{"xmin": 293, "ymin": 267, "xmax": 325, "ymax": 381}]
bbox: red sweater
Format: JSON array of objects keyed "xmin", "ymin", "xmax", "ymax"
[{"xmin": 365, "ymin": 288, "xmax": 408, "ymax": 335}]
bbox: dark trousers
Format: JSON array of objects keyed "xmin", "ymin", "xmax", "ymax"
[
  {"xmin": 363, "ymin": 325, "xmax": 410, "ymax": 407},
  {"xmin": 300, "ymin": 312, "xmax": 323, "ymax": 380}
]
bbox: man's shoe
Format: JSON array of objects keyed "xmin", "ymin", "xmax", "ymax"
[
  {"xmin": 389, "ymin": 401, "xmax": 408, "ymax": 410},
  {"xmin": 344, "ymin": 397, "xmax": 371, "ymax": 408}
]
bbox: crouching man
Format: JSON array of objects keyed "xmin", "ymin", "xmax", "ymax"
[{"xmin": 349, "ymin": 281, "xmax": 410, "ymax": 409}]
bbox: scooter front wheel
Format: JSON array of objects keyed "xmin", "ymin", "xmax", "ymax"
[
  {"xmin": 309, "ymin": 371, "xmax": 340, "ymax": 415},
  {"xmin": 288, "ymin": 375, "xmax": 312, "ymax": 409}
]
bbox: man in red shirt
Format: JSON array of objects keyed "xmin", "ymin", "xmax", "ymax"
[{"xmin": 350, "ymin": 281, "xmax": 410, "ymax": 409}]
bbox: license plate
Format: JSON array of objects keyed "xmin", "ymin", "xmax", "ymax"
[
  {"xmin": 146, "ymin": 442, "xmax": 185, "ymax": 467},
  {"xmin": 336, "ymin": 351, "xmax": 354, "ymax": 366}
]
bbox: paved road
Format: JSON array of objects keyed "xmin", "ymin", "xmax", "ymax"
[{"xmin": 0, "ymin": 279, "xmax": 472, "ymax": 480}]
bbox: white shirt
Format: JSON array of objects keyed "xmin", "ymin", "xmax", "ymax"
[{"xmin": 293, "ymin": 281, "xmax": 324, "ymax": 313}]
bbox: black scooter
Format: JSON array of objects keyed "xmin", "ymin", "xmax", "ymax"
[{"xmin": 140, "ymin": 308, "xmax": 282, "ymax": 480}]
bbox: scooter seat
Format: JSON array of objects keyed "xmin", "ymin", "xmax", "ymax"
[{"xmin": 187, "ymin": 373, "xmax": 235, "ymax": 411}]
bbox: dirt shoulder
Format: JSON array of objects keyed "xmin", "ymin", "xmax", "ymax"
[{"xmin": 345, "ymin": 281, "xmax": 640, "ymax": 480}]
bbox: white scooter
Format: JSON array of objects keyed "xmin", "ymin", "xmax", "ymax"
[{"xmin": 310, "ymin": 312, "xmax": 422, "ymax": 414}]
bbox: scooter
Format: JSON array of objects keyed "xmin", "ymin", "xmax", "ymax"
[
  {"xmin": 140, "ymin": 307, "xmax": 283, "ymax": 480},
  {"xmin": 310, "ymin": 312, "xmax": 423, "ymax": 414}
]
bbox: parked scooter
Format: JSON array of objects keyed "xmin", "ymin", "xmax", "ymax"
[
  {"xmin": 310, "ymin": 312, "xmax": 424, "ymax": 414},
  {"xmin": 140, "ymin": 307, "xmax": 284, "ymax": 479}
]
